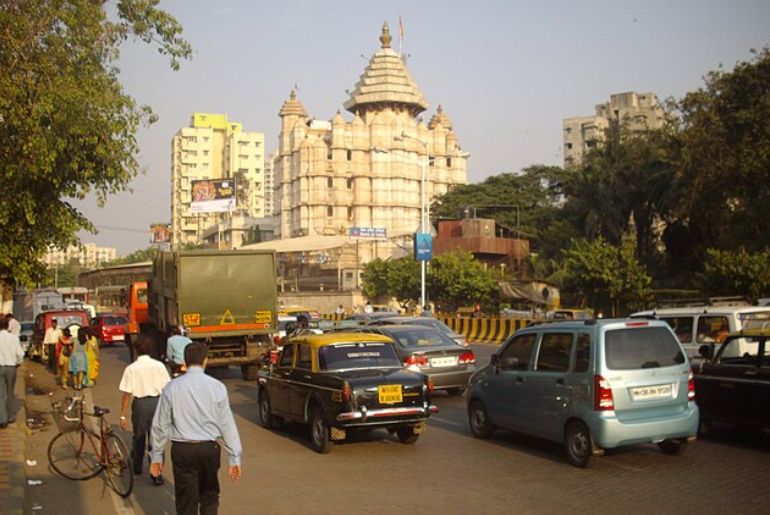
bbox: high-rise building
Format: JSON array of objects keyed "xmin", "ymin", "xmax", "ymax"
[
  {"xmin": 42, "ymin": 244, "xmax": 117, "ymax": 269},
  {"xmin": 563, "ymin": 91, "xmax": 665, "ymax": 167},
  {"xmin": 273, "ymin": 23, "xmax": 468, "ymax": 262},
  {"xmin": 171, "ymin": 113, "xmax": 265, "ymax": 247}
]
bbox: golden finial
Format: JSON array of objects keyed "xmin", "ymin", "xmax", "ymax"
[
  {"xmin": 290, "ymin": 89, "xmax": 296, "ymax": 100},
  {"xmin": 379, "ymin": 22, "xmax": 392, "ymax": 48}
]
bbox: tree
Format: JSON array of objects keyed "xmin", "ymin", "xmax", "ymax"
[
  {"xmin": 361, "ymin": 258, "xmax": 390, "ymax": 300},
  {"xmin": 103, "ymin": 247, "xmax": 158, "ymax": 267},
  {"xmin": 699, "ymin": 248, "xmax": 770, "ymax": 300},
  {"xmin": 428, "ymin": 251, "xmax": 497, "ymax": 312},
  {"xmin": 0, "ymin": 0, "xmax": 191, "ymax": 286},
  {"xmin": 386, "ymin": 257, "xmax": 421, "ymax": 305}
]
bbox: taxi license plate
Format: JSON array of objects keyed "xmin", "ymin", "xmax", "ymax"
[
  {"xmin": 112, "ymin": 334, "xmax": 125, "ymax": 341},
  {"xmin": 630, "ymin": 383, "xmax": 673, "ymax": 401},
  {"xmin": 378, "ymin": 384, "xmax": 402, "ymax": 404}
]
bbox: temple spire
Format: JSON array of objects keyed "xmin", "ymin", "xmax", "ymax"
[{"xmin": 379, "ymin": 22, "xmax": 392, "ymax": 48}]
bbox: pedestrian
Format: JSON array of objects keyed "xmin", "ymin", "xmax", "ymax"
[
  {"xmin": 150, "ymin": 342, "xmax": 242, "ymax": 515},
  {"xmin": 119, "ymin": 333, "xmax": 170, "ymax": 486},
  {"xmin": 83, "ymin": 328, "xmax": 100, "ymax": 387},
  {"xmin": 69, "ymin": 330, "xmax": 88, "ymax": 390},
  {"xmin": 6, "ymin": 314, "xmax": 21, "ymax": 337},
  {"xmin": 166, "ymin": 326, "xmax": 192, "ymax": 377},
  {"xmin": 364, "ymin": 301, "xmax": 374, "ymax": 314},
  {"xmin": 43, "ymin": 319, "xmax": 62, "ymax": 373},
  {"xmin": 334, "ymin": 304, "xmax": 345, "ymax": 316},
  {"xmin": 0, "ymin": 317, "xmax": 24, "ymax": 428},
  {"xmin": 57, "ymin": 328, "xmax": 74, "ymax": 389}
]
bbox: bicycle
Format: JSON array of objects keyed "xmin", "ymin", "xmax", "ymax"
[{"xmin": 47, "ymin": 395, "xmax": 134, "ymax": 497}]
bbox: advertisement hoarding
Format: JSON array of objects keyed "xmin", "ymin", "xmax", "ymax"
[
  {"xmin": 349, "ymin": 227, "xmax": 387, "ymax": 239},
  {"xmin": 190, "ymin": 179, "xmax": 236, "ymax": 213},
  {"xmin": 414, "ymin": 232, "xmax": 432, "ymax": 261},
  {"xmin": 150, "ymin": 223, "xmax": 171, "ymax": 244}
]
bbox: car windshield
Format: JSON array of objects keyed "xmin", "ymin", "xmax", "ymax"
[
  {"xmin": 387, "ymin": 327, "xmax": 457, "ymax": 347},
  {"xmin": 605, "ymin": 326, "xmax": 686, "ymax": 370},
  {"xmin": 54, "ymin": 315, "xmax": 86, "ymax": 327},
  {"xmin": 21, "ymin": 323, "xmax": 34, "ymax": 331},
  {"xmin": 318, "ymin": 342, "xmax": 402, "ymax": 371}
]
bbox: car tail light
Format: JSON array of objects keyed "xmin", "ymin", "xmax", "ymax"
[
  {"xmin": 458, "ymin": 351, "xmax": 475, "ymax": 364},
  {"xmin": 594, "ymin": 375, "xmax": 614, "ymax": 411},
  {"xmin": 273, "ymin": 335, "xmax": 281, "ymax": 345},
  {"xmin": 688, "ymin": 370, "xmax": 695, "ymax": 401},
  {"xmin": 405, "ymin": 355, "xmax": 429, "ymax": 367},
  {"xmin": 625, "ymin": 321, "xmax": 648, "ymax": 327},
  {"xmin": 343, "ymin": 381, "xmax": 352, "ymax": 402}
]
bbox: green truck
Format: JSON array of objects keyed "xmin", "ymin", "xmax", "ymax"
[{"xmin": 129, "ymin": 249, "xmax": 277, "ymax": 380}]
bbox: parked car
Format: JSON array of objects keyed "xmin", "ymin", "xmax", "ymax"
[
  {"xmin": 90, "ymin": 314, "xmax": 128, "ymax": 345},
  {"xmin": 631, "ymin": 306, "xmax": 770, "ymax": 359},
  {"xmin": 30, "ymin": 310, "xmax": 91, "ymax": 361},
  {"xmin": 362, "ymin": 324, "xmax": 476, "ymax": 395},
  {"xmin": 257, "ymin": 332, "xmax": 438, "ymax": 453},
  {"xmin": 694, "ymin": 328, "xmax": 770, "ymax": 432},
  {"xmin": 367, "ymin": 316, "xmax": 468, "ymax": 346},
  {"xmin": 19, "ymin": 321, "xmax": 34, "ymax": 354},
  {"xmin": 467, "ymin": 319, "xmax": 699, "ymax": 467}
]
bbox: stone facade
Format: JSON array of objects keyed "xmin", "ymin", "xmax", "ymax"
[
  {"xmin": 563, "ymin": 91, "xmax": 665, "ymax": 167},
  {"xmin": 171, "ymin": 113, "xmax": 266, "ymax": 247},
  {"xmin": 273, "ymin": 23, "xmax": 468, "ymax": 262}
]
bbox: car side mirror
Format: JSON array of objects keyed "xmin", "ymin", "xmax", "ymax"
[{"xmin": 698, "ymin": 344, "xmax": 713, "ymax": 360}]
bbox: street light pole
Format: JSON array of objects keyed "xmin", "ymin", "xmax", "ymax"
[{"xmin": 420, "ymin": 155, "xmax": 427, "ymax": 309}]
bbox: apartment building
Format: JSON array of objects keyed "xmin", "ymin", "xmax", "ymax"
[{"xmin": 42, "ymin": 244, "xmax": 117, "ymax": 269}]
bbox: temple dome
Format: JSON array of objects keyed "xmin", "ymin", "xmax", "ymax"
[
  {"xmin": 279, "ymin": 90, "xmax": 308, "ymax": 118},
  {"xmin": 428, "ymin": 105, "xmax": 453, "ymax": 130}
]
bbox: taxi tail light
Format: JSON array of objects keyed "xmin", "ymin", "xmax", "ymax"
[
  {"xmin": 458, "ymin": 350, "xmax": 476, "ymax": 364},
  {"xmin": 594, "ymin": 375, "xmax": 614, "ymax": 411},
  {"xmin": 405, "ymin": 355, "xmax": 428, "ymax": 367},
  {"xmin": 687, "ymin": 370, "xmax": 696, "ymax": 401},
  {"xmin": 343, "ymin": 381, "xmax": 352, "ymax": 402}
]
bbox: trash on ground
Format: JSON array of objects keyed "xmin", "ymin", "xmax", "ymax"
[
  {"xmin": 27, "ymin": 479, "xmax": 43, "ymax": 485},
  {"xmin": 26, "ymin": 459, "xmax": 37, "ymax": 466}
]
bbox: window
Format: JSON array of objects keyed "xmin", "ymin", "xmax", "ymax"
[
  {"xmin": 327, "ymin": 177, "xmax": 333, "ymax": 188},
  {"xmin": 347, "ymin": 207, "xmax": 353, "ymax": 219},
  {"xmin": 296, "ymin": 344, "xmax": 312, "ymax": 369},
  {"xmin": 500, "ymin": 333, "xmax": 536, "ymax": 370},
  {"xmin": 327, "ymin": 147, "xmax": 332, "ymax": 160},
  {"xmin": 203, "ymin": 150, "xmax": 209, "ymax": 156},
  {"xmin": 536, "ymin": 333, "xmax": 572, "ymax": 372},
  {"xmin": 429, "ymin": 156, "xmax": 435, "ymax": 166},
  {"xmin": 574, "ymin": 334, "xmax": 591, "ymax": 373},
  {"xmin": 696, "ymin": 316, "xmax": 729, "ymax": 344},
  {"xmin": 586, "ymin": 140, "xmax": 596, "ymax": 148},
  {"xmin": 327, "ymin": 206, "xmax": 333, "ymax": 217},
  {"xmin": 662, "ymin": 317, "xmax": 693, "ymax": 343},
  {"xmin": 605, "ymin": 327, "xmax": 685, "ymax": 370},
  {"xmin": 717, "ymin": 339, "xmax": 759, "ymax": 366},
  {"xmin": 566, "ymin": 143, "xmax": 573, "ymax": 150},
  {"xmin": 446, "ymin": 157, "xmax": 452, "ymax": 167},
  {"xmin": 347, "ymin": 178, "xmax": 353, "ymax": 189},
  {"xmin": 279, "ymin": 344, "xmax": 294, "ymax": 367},
  {"xmin": 346, "ymin": 149, "xmax": 352, "ymax": 161}
]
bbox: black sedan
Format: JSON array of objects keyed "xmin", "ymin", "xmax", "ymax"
[
  {"xmin": 256, "ymin": 332, "xmax": 438, "ymax": 453},
  {"xmin": 694, "ymin": 329, "xmax": 770, "ymax": 432}
]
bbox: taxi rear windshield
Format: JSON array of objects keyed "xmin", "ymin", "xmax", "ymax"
[
  {"xmin": 319, "ymin": 342, "xmax": 402, "ymax": 371},
  {"xmin": 605, "ymin": 327, "xmax": 686, "ymax": 370}
]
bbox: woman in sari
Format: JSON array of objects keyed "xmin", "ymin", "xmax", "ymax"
[
  {"xmin": 84, "ymin": 328, "xmax": 100, "ymax": 387},
  {"xmin": 57, "ymin": 328, "xmax": 73, "ymax": 389}
]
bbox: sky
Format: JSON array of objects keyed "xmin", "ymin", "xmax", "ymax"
[{"xmin": 75, "ymin": 0, "xmax": 770, "ymax": 255}]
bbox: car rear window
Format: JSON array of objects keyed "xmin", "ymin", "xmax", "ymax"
[
  {"xmin": 319, "ymin": 342, "xmax": 402, "ymax": 371},
  {"xmin": 387, "ymin": 328, "xmax": 455, "ymax": 347},
  {"xmin": 605, "ymin": 327, "xmax": 686, "ymax": 370}
]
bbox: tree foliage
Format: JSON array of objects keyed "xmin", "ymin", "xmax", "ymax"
[
  {"xmin": 102, "ymin": 247, "xmax": 158, "ymax": 267},
  {"xmin": 699, "ymin": 248, "xmax": 770, "ymax": 300},
  {"xmin": 0, "ymin": 0, "xmax": 191, "ymax": 286},
  {"xmin": 429, "ymin": 251, "xmax": 497, "ymax": 311}
]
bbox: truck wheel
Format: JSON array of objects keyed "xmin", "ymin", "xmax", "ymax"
[
  {"xmin": 309, "ymin": 406, "xmax": 333, "ymax": 454},
  {"xmin": 396, "ymin": 427, "xmax": 419, "ymax": 444},
  {"xmin": 241, "ymin": 365, "xmax": 259, "ymax": 381}
]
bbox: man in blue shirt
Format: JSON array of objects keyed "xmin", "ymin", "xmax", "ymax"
[
  {"xmin": 166, "ymin": 326, "xmax": 192, "ymax": 377},
  {"xmin": 150, "ymin": 342, "xmax": 242, "ymax": 514}
]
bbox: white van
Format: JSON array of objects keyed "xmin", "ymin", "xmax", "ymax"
[{"xmin": 630, "ymin": 306, "xmax": 770, "ymax": 358}]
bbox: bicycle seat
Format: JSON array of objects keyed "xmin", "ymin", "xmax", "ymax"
[{"xmin": 93, "ymin": 406, "xmax": 110, "ymax": 417}]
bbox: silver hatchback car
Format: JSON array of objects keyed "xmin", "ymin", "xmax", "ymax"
[{"xmin": 467, "ymin": 319, "xmax": 699, "ymax": 467}]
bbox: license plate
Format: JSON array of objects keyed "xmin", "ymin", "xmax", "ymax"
[
  {"xmin": 630, "ymin": 383, "xmax": 673, "ymax": 401},
  {"xmin": 378, "ymin": 384, "xmax": 402, "ymax": 404},
  {"xmin": 112, "ymin": 334, "xmax": 125, "ymax": 341},
  {"xmin": 430, "ymin": 356, "xmax": 458, "ymax": 367}
]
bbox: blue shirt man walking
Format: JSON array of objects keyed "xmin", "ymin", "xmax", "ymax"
[
  {"xmin": 166, "ymin": 326, "xmax": 192, "ymax": 377},
  {"xmin": 150, "ymin": 342, "xmax": 242, "ymax": 514}
]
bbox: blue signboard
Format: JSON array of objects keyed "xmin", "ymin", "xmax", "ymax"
[{"xmin": 414, "ymin": 232, "xmax": 432, "ymax": 261}]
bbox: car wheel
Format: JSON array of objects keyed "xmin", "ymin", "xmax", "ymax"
[
  {"xmin": 395, "ymin": 427, "xmax": 419, "ymax": 444},
  {"xmin": 658, "ymin": 439, "xmax": 688, "ymax": 456},
  {"xmin": 258, "ymin": 391, "xmax": 276, "ymax": 429},
  {"xmin": 309, "ymin": 406, "xmax": 333, "ymax": 454},
  {"xmin": 468, "ymin": 399, "xmax": 494, "ymax": 439},
  {"xmin": 564, "ymin": 420, "xmax": 594, "ymax": 468}
]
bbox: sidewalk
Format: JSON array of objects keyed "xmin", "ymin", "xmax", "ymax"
[{"xmin": 0, "ymin": 363, "xmax": 28, "ymax": 515}]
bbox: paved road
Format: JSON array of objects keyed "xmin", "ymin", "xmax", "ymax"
[{"xmin": 22, "ymin": 343, "xmax": 770, "ymax": 514}]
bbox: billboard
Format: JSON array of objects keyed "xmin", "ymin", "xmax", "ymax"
[
  {"xmin": 150, "ymin": 223, "xmax": 171, "ymax": 244},
  {"xmin": 190, "ymin": 179, "xmax": 236, "ymax": 213},
  {"xmin": 414, "ymin": 232, "xmax": 432, "ymax": 261}
]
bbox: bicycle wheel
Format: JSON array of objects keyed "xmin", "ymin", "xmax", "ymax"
[
  {"xmin": 104, "ymin": 433, "xmax": 134, "ymax": 497},
  {"xmin": 48, "ymin": 431, "xmax": 102, "ymax": 480}
]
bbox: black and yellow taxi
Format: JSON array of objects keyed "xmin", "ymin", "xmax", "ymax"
[{"xmin": 257, "ymin": 332, "xmax": 438, "ymax": 453}]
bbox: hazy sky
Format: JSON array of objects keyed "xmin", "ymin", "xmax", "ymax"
[{"xmin": 75, "ymin": 0, "xmax": 770, "ymax": 255}]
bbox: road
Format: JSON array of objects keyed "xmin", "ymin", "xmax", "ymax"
[{"xmin": 22, "ymin": 343, "xmax": 770, "ymax": 514}]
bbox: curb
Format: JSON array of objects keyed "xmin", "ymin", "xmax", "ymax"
[{"xmin": 1, "ymin": 363, "xmax": 27, "ymax": 515}]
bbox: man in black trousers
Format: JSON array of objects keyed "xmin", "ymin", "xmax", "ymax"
[
  {"xmin": 118, "ymin": 334, "xmax": 170, "ymax": 485},
  {"xmin": 150, "ymin": 342, "xmax": 242, "ymax": 515}
]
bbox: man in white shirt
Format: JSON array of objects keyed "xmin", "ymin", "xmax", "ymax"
[
  {"xmin": 0, "ymin": 317, "xmax": 24, "ymax": 428},
  {"xmin": 43, "ymin": 319, "xmax": 62, "ymax": 372},
  {"xmin": 119, "ymin": 334, "xmax": 170, "ymax": 485},
  {"xmin": 6, "ymin": 314, "xmax": 21, "ymax": 337}
]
